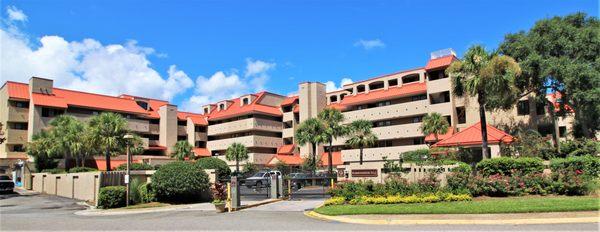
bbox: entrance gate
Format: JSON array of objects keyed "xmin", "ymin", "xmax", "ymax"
[{"xmin": 283, "ymin": 175, "xmax": 335, "ymax": 200}]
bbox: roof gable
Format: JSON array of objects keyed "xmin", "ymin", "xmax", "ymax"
[{"xmin": 433, "ymin": 122, "xmax": 513, "ymax": 147}]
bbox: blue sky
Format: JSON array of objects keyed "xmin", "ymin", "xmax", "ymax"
[{"xmin": 0, "ymin": 0, "xmax": 597, "ymax": 112}]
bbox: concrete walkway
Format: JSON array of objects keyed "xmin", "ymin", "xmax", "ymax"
[
  {"xmin": 306, "ymin": 211, "xmax": 600, "ymax": 225},
  {"xmin": 243, "ymin": 199, "xmax": 325, "ymax": 211}
]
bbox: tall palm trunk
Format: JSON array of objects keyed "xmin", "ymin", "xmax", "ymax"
[
  {"xmin": 478, "ymin": 95, "xmax": 490, "ymax": 159},
  {"xmin": 236, "ymin": 158, "xmax": 239, "ymax": 176},
  {"xmin": 328, "ymin": 140, "xmax": 333, "ymax": 176},
  {"xmin": 548, "ymin": 101, "xmax": 560, "ymax": 152},
  {"xmin": 105, "ymin": 147, "xmax": 111, "ymax": 171},
  {"xmin": 311, "ymin": 142, "xmax": 317, "ymax": 185},
  {"xmin": 359, "ymin": 146, "xmax": 364, "ymax": 165}
]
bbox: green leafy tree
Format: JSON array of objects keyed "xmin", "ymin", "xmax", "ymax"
[
  {"xmin": 171, "ymin": 141, "xmax": 194, "ymax": 161},
  {"xmin": 48, "ymin": 115, "xmax": 88, "ymax": 167},
  {"xmin": 421, "ymin": 112, "xmax": 450, "ymax": 144},
  {"xmin": 295, "ymin": 118, "xmax": 326, "ymax": 175},
  {"xmin": 345, "ymin": 120, "xmax": 378, "ymax": 165},
  {"xmin": 242, "ymin": 162, "xmax": 258, "ymax": 176},
  {"xmin": 225, "ymin": 143, "xmax": 248, "ymax": 175},
  {"xmin": 0, "ymin": 122, "xmax": 5, "ymax": 145},
  {"xmin": 499, "ymin": 12, "xmax": 600, "ymax": 139},
  {"xmin": 88, "ymin": 112, "xmax": 129, "ymax": 170},
  {"xmin": 446, "ymin": 45, "xmax": 522, "ymax": 159},
  {"xmin": 318, "ymin": 108, "xmax": 347, "ymax": 175}
]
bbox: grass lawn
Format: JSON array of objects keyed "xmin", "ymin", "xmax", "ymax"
[{"xmin": 315, "ymin": 196, "xmax": 600, "ymax": 215}]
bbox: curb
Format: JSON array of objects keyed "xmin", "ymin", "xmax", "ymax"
[
  {"xmin": 304, "ymin": 211, "xmax": 600, "ymax": 225},
  {"xmin": 235, "ymin": 199, "xmax": 283, "ymax": 211},
  {"xmin": 75, "ymin": 203, "xmax": 214, "ymax": 216}
]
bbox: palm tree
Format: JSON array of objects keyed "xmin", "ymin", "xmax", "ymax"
[
  {"xmin": 446, "ymin": 45, "xmax": 521, "ymax": 159},
  {"xmin": 225, "ymin": 143, "xmax": 249, "ymax": 175},
  {"xmin": 28, "ymin": 130, "xmax": 58, "ymax": 171},
  {"xmin": 88, "ymin": 113, "xmax": 129, "ymax": 170},
  {"xmin": 346, "ymin": 120, "xmax": 378, "ymax": 165},
  {"xmin": 295, "ymin": 118, "xmax": 326, "ymax": 176},
  {"xmin": 171, "ymin": 141, "xmax": 194, "ymax": 161},
  {"xmin": 421, "ymin": 112, "xmax": 450, "ymax": 144},
  {"xmin": 318, "ymin": 108, "xmax": 347, "ymax": 176},
  {"xmin": 48, "ymin": 115, "xmax": 86, "ymax": 167}
]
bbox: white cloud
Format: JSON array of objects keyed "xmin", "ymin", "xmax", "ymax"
[
  {"xmin": 354, "ymin": 39, "xmax": 385, "ymax": 50},
  {"xmin": 325, "ymin": 78, "xmax": 354, "ymax": 92},
  {"xmin": 6, "ymin": 6, "xmax": 27, "ymax": 22},
  {"xmin": 181, "ymin": 59, "xmax": 276, "ymax": 113},
  {"xmin": 0, "ymin": 24, "xmax": 192, "ymax": 101}
]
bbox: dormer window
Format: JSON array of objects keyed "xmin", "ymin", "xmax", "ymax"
[
  {"xmin": 219, "ymin": 104, "xmax": 225, "ymax": 111},
  {"xmin": 242, "ymin": 98, "xmax": 249, "ymax": 105},
  {"xmin": 204, "ymin": 108, "xmax": 209, "ymax": 114}
]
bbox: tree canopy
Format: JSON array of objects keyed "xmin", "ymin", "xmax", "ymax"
[
  {"xmin": 499, "ymin": 12, "xmax": 600, "ymax": 138},
  {"xmin": 421, "ymin": 112, "xmax": 450, "ymax": 143}
]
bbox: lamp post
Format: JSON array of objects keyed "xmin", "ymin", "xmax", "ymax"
[{"xmin": 123, "ymin": 134, "xmax": 134, "ymax": 207}]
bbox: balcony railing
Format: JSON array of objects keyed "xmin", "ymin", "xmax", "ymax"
[
  {"xmin": 8, "ymin": 106, "xmax": 28, "ymax": 122},
  {"xmin": 332, "ymin": 123, "xmax": 422, "ymax": 146},
  {"xmin": 207, "ymin": 135, "xmax": 283, "ymax": 151},
  {"xmin": 6, "ymin": 129, "xmax": 27, "ymax": 144},
  {"xmin": 207, "ymin": 118, "xmax": 282, "ymax": 136},
  {"xmin": 342, "ymin": 100, "xmax": 429, "ymax": 123}
]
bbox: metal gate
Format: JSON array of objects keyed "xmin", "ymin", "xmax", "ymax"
[{"xmin": 283, "ymin": 174, "xmax": 335, "ymax": 199}]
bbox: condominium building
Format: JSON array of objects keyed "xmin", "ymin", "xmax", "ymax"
[
  {"xmin": 1, "ymin": 48, "xmax": 574, "ymax": 178},
  {"xmin": 0, "ymin": 77, "xmax": 209, "ymax": 172}
]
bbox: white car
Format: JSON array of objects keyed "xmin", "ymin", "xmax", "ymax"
[{"xmin": 244, "ymin": 170, "xmax": 281, "ymax": 188}]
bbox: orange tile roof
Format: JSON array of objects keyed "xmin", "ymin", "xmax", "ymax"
[
  {"xmin": 433, "ymin": 122, "xmax": 513, "ymax": 147},
  {"xmin": 277, "ymin": 144, "xmax": 295, "ymax": 154},
  {"xmin": 205, "ymin": 92, "xmax": 283, "ymax": 121},
  {"xmin": 5, "ymin": 81, "xmax": 29, "ymax": 100},
  {"xmin": 4, "ymin": 82, "xmax": 150, "ymax": 115},
  {"xmin": 268, "ymin": 154, "xmax": 303, "ymax": 166},
  {"xmin": 193, "ymin": 148, "xmax": 211, "ymax": 157},
  {"xmin": 178, "ymin": 111, "xmax": 208, "ymax": 125},
  {"xmin": 425, "ymin": 55, "xmax": 457, "ymax": 70},
  {"xmin": 320, "ymin": 151, "xmax": 343, "ymax": 166},
  {"xmin": 327, "ymin": 103, "xmax": 347, "ymax": 111},
  {"xmin": 338, "ymin": 82, "xmax": 427, "ymax": 106},
  {"xmin": 31, "ymin": 93, "xmax": 68, "ymax": 108},
  {"xmin": 425, "ymin": 127, "xmax": 455, "ymax": 142},
  {"xmin": 280, "ymin": 96, "xmax": 298, "ymax": 106},
  {"xmin": 293, "ymin": 104, "xmax": 300, "ymax": 113}
]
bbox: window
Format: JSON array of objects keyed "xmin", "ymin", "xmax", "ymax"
[
  {"xmin": 411, "ymin": 94, "xmax": 427, "ymax": 101},
  {"xmin": 376, "ymin": 121, "xmax": 391, "ymax": 127},
  {"xmin": 536, "ymin": 102, "xmax": 546, "ymax": 115},
  {"xmin": 136, "ymin": 101, "xmax": 149, "ymax": 110},
  {"xmin": 204, "ymin": 108, "xmax": 209, "ymax": 114},
  {"xmin": 10, "ymin": 123, "xmax": 28, "ymax": 130},
  {"xmin": 388, "ymin": 79, "xmax": 398, "ymax": 87},
  {"xmin": 41, "ymin": 108, "xmax": 63, "ymax": 117},
  {"xmin": 195, "ymin": 126, "xmax": 207, "ymax": 132},
  {"xmin": 376, "ymin": 101, "xmax": 391, "ymax": 107},
  {"xmin": 329, "ymin": 95, "xmax": 338, "ymax": 103},
  {"xmin": 14, "ymin": 101, "xmax": 28, "ymax": 108},
  {"xmin": 413, "ymin": 137, "xmax": 425, "ymax": 144},
  {"xmin": 517, "ymin": 100, "xmax": 530, "ymax": 115},
  {"xmin": 340, "ymin": 93, "xmax": 347, "ymax": 100},
  {"xmin": 219, "ymin": 104, "xmax": 225, "ymax": 110},
  {"xmin": 356, "ymin": 85, "xmax": 366, "ymax": 93},
  {"xmin": 559, "ymin": 126, "xmax": 567, "ymax": 138},
  {"xmin": 412, "ymin": 116, "xmax": 422, "ymax": 123},
  {"xmin": 456, "ymin": 107, "xmax": 466, "ymax": 124},
  {"xmin": 178, "ymin": 120, "xmax": 187, "ymax": 126},
  {"xmin": 12, "ymin": 145, "xmax": 24, "ymax": 152},
  {"xmin": 195, "ymin": 141, "xmax": 206, "ymax": 148},
  {"xmin": 402, "ymin": 74, "xmax": 419, "ymax": 83},
  {"xmin": 242, "ymin": 98, "xmax": 249, "ymax": 105}
]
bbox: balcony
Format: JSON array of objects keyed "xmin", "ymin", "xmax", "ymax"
[
  {"xmin": 427, "ymin": 77, "xmax": 451, "ymax": 94},
  {"xmin": 140, "ymin": 137, "xmax": 150, "ymax": 148},
  {"xmin": 207, "ymin": 118, "xmax": 282, "ymax": 136},
  {"xmin": 149, "ymin": 124, "xmax": 160, "ymax": 134},
  {"xmin": 194, "ymin": 132, "xmax": 207, "ymax": 141},
  {"xmin": 332, "ymin": 123, "xmax": 422, "ymax": 146},
  {"xmin": 217, "ymin": 153, "xmax": 275, "ymax": 166},
  {"xmin": 4, "ymin": 151, "xmax": 27, "ymax": 159},
  {"xmin": 282, "ymin": 127, "xmax": 294, "ymax": 138},
  {"xmin": 177, "ymin": 126, "xmax": 187, "ymax": 136},
  {"xmin": 428, "ymin": 102, "xmax": 452, "ymax": 115},
  {"xmin": 343, "ymin": 100, "xmax": 429, "ymax": 123},
  {"xmin": 148, "ymin": 140, "xmax": 160, "ymax": 147},
  {"xmin": 341, "ymin": 144, "xmax": 428, "ymax": 162},
  {"xmin": 207, "ymin": 135, "xmax": 283, "ymax": 151},
  {"xmin": 8, "ymin": 106, "xmax": 28, "ymax": 122},
  {"xmin": 283, "ymin": 111, "xmax": 294, "ymax": 123},
  {"xmin": 6, "ymin": 129, "xmax": 27, "ymax": 144},
  {"xmin": 126, "ymin": 118, "xmax": 150, "ymax": 133}
]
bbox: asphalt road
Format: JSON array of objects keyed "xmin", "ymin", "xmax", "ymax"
[{"xmin": 1, "ymin": 191, "xmax": 598, "ymax": 231}]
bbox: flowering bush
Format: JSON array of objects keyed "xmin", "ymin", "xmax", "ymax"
[
  {"xmin": 323, "ymin": 197, "xmax": 345, "ymax": 206},
  {"xmin": 476, "ymin": 157, "xmax": 544, "ymax": 176},
  {"xmin": 339, "ymin": 193, "xmax": 471, "ymax": 205},
  {"xmin": 550, "ymin": 155, "xmax": 600, "ymax": 180}
]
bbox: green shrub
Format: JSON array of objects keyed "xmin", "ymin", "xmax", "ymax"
[
  {"xmin": 345, "ymin": 194, "xmax": 471, "ymax": 205},
  {"xmin": 328, "ymin": 181, "xmax": 373, "ymax": 200},
  {"xmin": 129, "ymin": 178, "xmax": 142, "ymax": 204},
  {"xmin": 115, "ymin": 163, "xmax": 154, "ymax": 171},
  {"xmin": 152, "ymin": 161, "xmax": 210, "ymax": 202},
  {"xmin": 476, "ymin": 157, "xmax": 544, "ymax": 176},
  {"xmin": 138, "ymin": 183, "xmax": 157, "ymax": 203},
  {"xmin": 196, "ymin": 157, "xmax": 231, "ymax": 180},
  {"xmin": 41, "ymin": 168, "xmax": 66, "ymax": 174},
  {"xmin": 401, "ymin": 149, "xmax": 431, "ymax": 163},
  {"xmin": 68, "ymin": 167, "xmax": 98, "ymax": 173},
  {"xmin": 560, "ymin": 138, "xmax": 599, "ymax": 157},
  {"xmin": 98, "ymin": 186, "xmax": 126, "ymax": 209},
  {"xmin": 550, "ymin": 155, "xmax": 600, "ymax": 179}
]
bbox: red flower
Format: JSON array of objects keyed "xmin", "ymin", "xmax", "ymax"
[{"xmin": 575, "ymin": 170, "xmax": 583, "ymax": 175}]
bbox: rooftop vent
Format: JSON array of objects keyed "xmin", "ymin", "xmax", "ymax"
[{"xmin": 430, "ymin": 48, "xmax": 456, "ymax": 59}]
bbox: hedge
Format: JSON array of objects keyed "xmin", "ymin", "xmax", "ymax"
[
  {"xmin": 68, "ymin": 167, "xmax": 98, "ymax": 173},
  {"xmin": 476, "ymin": 157, "xmax": 544, "ymax": 176},
  {"xmin": 152, "ymin": 161, "xmax": 210, "ymax": 202},
  {"xmin": 115, "ymin": 163, "xmax": 154, "ymax": 171},
  {"xmin": 98, "ymin": 186, "xmax": 126, "ymax": 209},
  {"xmin": 138, "ymin": 183, "xmax": 157, "ymax": 203},
  {"xmin": 550, "ymin": 155, "xmax": 600, "ymax": 179},
  {"xmin": 331, "ymin": 193, "xmax": 472, "ymax": 205},
  {"xmin": 195, "ymin": 157, "xmax": 231, "ymax": 179}
]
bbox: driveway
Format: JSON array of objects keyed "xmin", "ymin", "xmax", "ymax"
[{"xmin": 1, "ymin": 190, "xmax": 598, "ymax": 231}]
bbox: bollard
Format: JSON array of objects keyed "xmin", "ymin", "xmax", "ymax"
[
  {"xmin": 227, "ymin": 182, "xmax": 231, "ymax": 212},
  {"xmin": 270, "ymin": 175, "xmax": 278, "ymax": 199},
  {"xmin": 288, "ymin": 179, "xmax": 292, "ymax": 199},
  {"xmin": 230, "ymin": 176, "xmax": 240, "ymax": 210},
  {"xmin": 277, "ymin": 175, "xmax": 283, "ymax": 198}
]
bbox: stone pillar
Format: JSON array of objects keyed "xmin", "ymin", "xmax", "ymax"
[
  {"xmin": 159, "ymin": 104, "xmax": 178, "ymax": 155},
  {"xmin": 298, "ymin": 82, "xmax": 326, "ymax": 158},
  {"xmin": 27, "ymin": 77, "xmax": 54, "ymax": 142}
]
